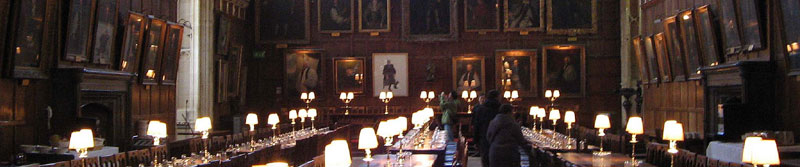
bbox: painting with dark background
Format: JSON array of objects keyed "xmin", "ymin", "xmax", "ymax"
[
  {"xmin": 654, "ymin": 33, "xmax": 671, "ymax": 82},
  {"xmin": 11, "ymin": 0, "xmax": 46, "ymax": 68},
  {"xmin": 257, "ymin": 0, "xmax": 310, "ymax": 43},
  {"xmin": 465, "ymin": 0, "xmax": 499, "ymax": 32},
  {"xmin": 319, "ymin": 0, "xmax": 353, "ymax": 33},
  {"xmin": 359, "ymin": 0, "xmax": 390, "ymax": 32},
  {"xmin": 678, "ymin": 11, "xmax": 701, "ymax": 80},
  {"xmin": 64, "ymin": 0, "xmax": 93, "ymax": 62},
  {"xmin": 547, "ymin": 0, "xmax": 595, "ymax": 34},
  {"xmin": 160, "ymin": 24, "xmax": 183, "ymax": 85},
  {"xmin": 334, "ymin": 58, "xmax": 365, "ymax": 94},
  {"xmin": 719, "ymin": 0, "xmax": 742, "ymax": 56},
  {"xmin": 738, "ymin": 0, "xmax": 763, "ymax": 51},
  {"xmin": 91, "ymin": 0, "xmax": 118, "ymax": 65},
  {"xmin": 141, "ymin": 18, "xmax": 166, "ymax": 85},
  {"xmin": 633, "ymin": 37, "xmax": 649, "ymax": 83},
  {"xmin": 504, "ymin": 0, "xmax": 542, "ymax": 32},
  {"xmin": 453, "ymin": 56, "xmax": 484, "ymax": 93},
  {"xmin": 695, "ymin": 6, "xmax": 720, "ymax": 67},
  {"xmin": 120, "ymin": 13, "xmax": 146, "ymax": 73},
  {"xmin": 782, "ymin": 0, "xmax": 800, "ymax": 74},
  {"xmin": 285, "ymin": 50, "xmax": 323, "ymax": 97},
  {"xmin": 404, "ymin": 0, "xmax": 457, "ymax": 40},
  {"xmin": 664, "ymin": 16, "xmax": 686, "ymax": 81},
  {"xmin": 216, "ymin": 16, "xmax": 230, "ymax": 54},
  {"xmin": 543, "ymin": 46, "xmax": 584, "ymax": 97},
  {"xmin": 644, "ymin": 35, "xmax": 659, "ymax": 83},
  {"xmin": 496, "ymin": 50, "xmax": 537, "ymax": 96}
]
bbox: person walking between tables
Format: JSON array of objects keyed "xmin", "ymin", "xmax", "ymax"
[{"xmin": 439, "ymin": 91, "xmax": 461, "ymax": 141}]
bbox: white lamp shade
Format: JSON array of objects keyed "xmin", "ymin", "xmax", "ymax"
[
  {"xmin": 564, "ymin": 111, "xmax": 576, "ymax": 123},
  {"xmin": 147, "ymin": 121, "xmax": 168, "ymax": 138},
  {"xmin": 428, "ymin": 91, "xmax": 435, "ymax": 99},
  {"xmin": 549, "ymin": 109, "xmax": 561, "ymax": 120},
  {"xmin": 529, "ymin": 107, "xmax": 539, "ymax": 116},
  {"xmin": 470, "ymin": 91, "xmax": 477, "ymax": 98},
  {"xmin": 742, "ymin": 136, "xmax": 763, "ymax": 163},
  {"xmin": 503, "ymin": 91, "xmax": 511, "ymax": 98},
  {"xmin": 245, "ymin": 113, "xmax": 259, "ymax": 125},
  {"xmin": 340, "ymin": 92, "xmax": 347, "ymax": 99},
  {"xmin": 308, "ymin": 92, "xmax": 316, "ymax": 99},
  {"xmin": 662, "ymin": 121, "xmax": 684, "ymax": 141},
  {"xmin": 411, "ymin": 112, "xmax": 422, "ymax": 125},
  {"xmin": 379, "ymin": 92, "xmax": 387, "ymax": 99},
  {"xmin": 545, "ymin": 90, "xmax": 552, "ymax": 98},
  {"xmin": 267, "ymin": 113, "xmax": 280, "ymax": 125},
  {"xmin": 423, "ymin": 108, "xmax": 434, "ymax": 119},
  {"xmin": 387, "ymin": 92, "xmax": 393, "ymax": 98},
  {"xmin": 625, "ymin": 116, "xmax": 644, "ymax": 135},
  {"xmin": 69, "ymin": 129, "xmax": 94, "ymax": 149},
  {"xmin": 396, "ymin": 117, "xmax": 408, "ymax": 131},
  {"xmin": 299, "ymin": 109, "xmax": 308, "ymax": 118},
  {"xmin": 511, "ymin": 90, "xmax": 519, "ymax": 98},
  {"xmin": 420, "ymin": 91, "xmax": 428, "ymax": 99},
  {"xmin": 358, "ymin": 128, "xmax": 378, "ymax": 149},
  {"xmin": 195, "ymin": 117, "xmax": 212, "ymax": 132},
  {"xmin": 594, "ymin": 114, "xmax": 611, "ymax": 129},
  {"xmin": 289, "ymin": 110, "xmax": 298, "ymax": 119},
  {"xmin": 377, "ymin": 121, "xmax": 393, "ymax": 137},
  {"xmin": 325, "ymin": 140, "xmax": 352, "ymax": 167},
  {"xmin": 347, "ymin": 92, "xmax": 354, "ymax": 99},
  {"xmin": 537, "ymin": 108, "xmax": 547, "ymax": 118},
  {"xmin": 753, "ymin": 140, "xmax": 781, "ymax": 165},
  {"xmin": 553, "ymin": 90, "xmax": 561, "ymax": 97},
  {"xmin": 301, "ymin": 92, "xmax": 308, "ymax": 100},
  {"xmin": 308, "ymin": 108, "xmax": 318, "ymax": 118},
  {"xmin": 461, "ymin": 91, "xmax": 468, "ymax": 99}
]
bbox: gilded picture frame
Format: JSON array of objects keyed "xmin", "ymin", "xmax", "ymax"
[
  {"xmin": 318, "ymin": 0, "xmax": 355, "ymax": 33},
  {"xmin": 255, "ymin": 0, "xmax": 311, "ymax": 44},
  {"xmin": 91, "ymin": 0, "xmax": 119, "ymax": 65},
  {"xmin": 644, "ymin": 35, "xmax": 660, "ymax": 83},
  {"xmin": 663, "ymin": 16, "xmax": 687, "ymax": 81},
  {"xmin": 159, "ymin": 23, "xmax": 184, "ymax": 85},
  {"xmin": 694, "ymin": 5, "xmax": 722, "ymax": 67},
  {"xmin": 495, "ymin": 49, "xmax": 538, "ymax": 97},
  {"xmin": 402, "ymin": 0, "xmax": 459, "ymax": 41},
  {"xmin": 654, "ymin": 33, "xmax": 672, "ymax": 82},
  {"xmin": 285, "ymin": 49, "xmax": 325, "ymax": 98},
  {"xmin": 63, "ymin": 0, "xmax": 94, "ymax": 63},
  {"xmin": 780, "ymin": 0, "xmax": 800, "ymax": 75},
  {"xmin": 334, "ymin": 57, "xmax": 366, "ymax": 94},
  {"xmin": 140, "ymin": 17, "xmax": 167, "ymax": 85},
  {"xmin": 358, "ymin": 0, "xmax": 391, "ymax": 32},
  {"xmin": 120, "ymin": 13, "xmax": 147, "ymax": 74},
  {"xmin": 453, "ymin": 55, "xmax": 486, "ymax": 93},
  {"xmin": 678, "ymin": 10, "xmax": 702, "ymax": 80},
  {"xmin": 542, "ymin": 45, "xmax": 586, "ymax": 97},
  {"xmin": 465, "ymin": 0, "xmax": 500, "ymax": 32},
  {"xmin": 504, "ymin": 0, "xmax": 543, "ymax": 32},
  {"xmin": 632, "ymin": 36, "xmax": 650, "ymax": 83},
  {"xmin": 7, "ymin": 0, "xmax": 54, "ymax": 79},
  {"xmin": 546, "ymin": 0, "xmax": 597, "ymax": 35}
]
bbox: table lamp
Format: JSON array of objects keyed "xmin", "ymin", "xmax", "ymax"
[
  {"xmin": 564, "ymin": 111, "xmax": 575, "ymax": 138},
  {"xmin": 268, "ymin": 113, "xmax": 280, "ymax": 139},
  {"xmin": 301, "ymin": 92, "xmax": 315, "ymax": 108},
  {"xmin": 252, "ymin": 162, "xmax": 289, "ymax": 167},
  {"xmin": 147, "ymin": 120, "xmax": 168, "ymax": 145},
  {"xmin": 549, "ymin": 109, "xmax": 561, "ymax": 128},
  {"xmin": 594, "ymin": 114, "xmax": 611, "ymax": 156},
  {"xmin": 308, "ymin": 108, "xmax": 318, "ymax": 129},
  {"xmin": 421, "ymin": 91, "xmax": 435, "ymax": 107},
  {"xmin": 340, "ymin": 92, "xmax": 355, "ymax": 115},
  {"xmin": 536, "ymin": 107, "xmax": 547, "ymax": 132},
  {"xmin": 529, "ymin": 106, "xmax": 539, "ymax": 131},
  {"xmin": 626, "ymin": 116, "xmax": 643, "ymax": 162},
  {"xmin": 753, "ymin": 140, "xmax": 781, "ymax": 167},
  {"xmin": 194, "ymin": 117, "xmax": 212, "ymax": 157},
  {"xmin": 742, "ymin": 136, "xmax": 763, "ymax": 165},
  {"xmin": 412, "ymin": 111, "xmax": 423, "ymax": 129},
  {"xmin": 289, "ymin": 110, "xmax": 297, "ymax": 132},
  {"xmin": 69, "ymin": 129, "xmax": 94, "ymax": 158},
  {"xmin": 299, "ymin": 109, "xmax": 308, "ymax": 129},
  {"xmin": 245, "ymin": 113, "xmax": 259, "ymax": 132},
  {"xmin": 423, "ymin": 108, "xmax": 434, "ymax": 121},
  {"xmin": 325, "ymin": 140, "xmax": 352, "ymax": 167},
  {"xmin": 359, "ymin": 128, "xmax": 379, "ymax": 163},
  {"xmin": 662, "ymin": 120, "xmax": 684, "ymax": 167},
  {"xmin": 395, "ymin": 117, "xmax": 408, "ymax": 138},
  {"xmin": 380, "ymin": 91, "xmax": 393, "ymax": 114},
  {"xmin": 462, "ymin": 90, "xmax": 478, "ymax": 113}
]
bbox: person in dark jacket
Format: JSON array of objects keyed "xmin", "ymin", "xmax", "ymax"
[
  {"xmin": 486, "ymin": 104, "xmax": 528, "ymax": 167},
  {"xmin": 473, "ymin": 90, "xmax": 501, "ymax": 167}
]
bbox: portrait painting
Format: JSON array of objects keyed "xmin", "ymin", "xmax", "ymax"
[
  {"xmin": 695, "ymin": 5, "xmax": 721, "ymax": 67},
  {"xmin": 358, "ymin": 0, "xmax": 390, "ymax": 32},
  {"xmin": 632, "ymin": 36, "xmax": 650, "ymax": 83},
  {"xmin": 319, "ymin": 0, "xmax": 354, "ymax": 33},
  {"xmin": 10, "ymin": 0, "xmax": 46, "ymax": 69},
  {"xmin": 91, "ymin": 0, "xmax": 118, "ymax": 65},
  {"xmin": 543, "ymin": 45, "xmax": 585, "ymax": 97},
  {"xmin": 216, "ymin": 16, "xmax": 230, "ymax": 54},
  {"xmin": 120, "ymin": 13, "xmax": 147, "ymax": 73},
  {"xmin": 160, "ymin": 23, "xmax": 184, "ymax": 85},
  {"xmin": 285, "ymin": 49, "xmax": 324, "ymax": 97},
  {"xmin": 644, "ymin": 35, "xmax": 660, "ymax": 83},
  {"xmin": 496, "ymin": 49, "xmax": 538, "ymax": 96},
  {"xmin": 504, "ymin": 0, "xmax": 543, "ymax": 32},
  {"xmin": 781, "ymin": 0, "xmax": 800, "ymax": 74},
  {"xmin": 654, "ymin": 33, "xmax": 672, "ymax": 82},
  {"xmin": 256, "ymin": 0, "xmax": 310, "ymax": 44},
  {"xmin": 141, "ymin": 18, "xmax": 167, "ymax": 85},
  {"xmin": 216, "ymin": 60, "xmax": 228, "ymax": 102},
  {"xmin": 664, "ymin": 16, "xmax": 687, "ymax": 81},
  {"xmin": 678, "ymin": 10, "xmax": 702, "ymax": 80},
  {"xmin": 546, "ymin": 0, "xmax": 596, "ymax": 34},
  {"xmin": 719, "ymin": 0, "xmax": 742, "ymax": 56},
  {"xmin": 372, "ymin": 53, "xmax": 409, "ymax": 97},
  {"xmin": 64, "ymin": 0, "xmax": 93, "ymax": 62},
  {"xmin": 228, "ymin": 44, "xmax": 243, "ymax": 97},
  {"xmin": 738, "ymin": 0, "xmax": 763, "ymax": 52},
  {"xmin": 453, "ymin": 56, "xmax": 485, "ymax": 93},
  {"xmin": 402, "ymin": 0, "xmax": 458, "ymax": 41},
  {"xmin": 465, "ymin": 0, "xmax": 500, "ymax": 32},
  {"xmin": 334, "ymin": 58, "xmax": 366, "ymax": 94}
]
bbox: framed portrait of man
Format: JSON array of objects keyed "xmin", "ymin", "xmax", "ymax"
[
  {"xmin": 334, "ymin": 57, "xmax": 366, "ymax": 94},
  {"xmin": 256, "ymin": 0, "xmax": 311, "ymax": 44},
  {"xmin": 120, "ymin": 13, "xmax": 147, "ymax": 74},
  {"xmin": 465, "ymin": 0, "xmax": 500, "ymax": 32},
  {"xmin": 7, "ymin": 0, "xmax": 53, "ymax": 79},
  {"xmin": 542, "ymin": 45, "xmax": 585, "ymax": 97},
  {"xmin": 546, "ymin": 0, "xmax": 596, "ymax": 35},
  {"xmin": 644, "ymin": 35, "xmax": 660, "ymax": 83},
  {"xmin": 160, "ymin": 23, "xmax": 184, "ymax": 85},
  {"xmin": 319, "ymin": 0, "xmax": 354, "ymax": 33},
  {"xmin": 664, "ymin": 16, "xmax": 687, "ymax": 81},
  {"xmin": 504, "ymin": 0, "xmax": 543, "ymax": 32},
  {"xmin": 678, "ymin": 10, "xmax": 702, "ymax": 80},
  {"xmin": 654, "ymin": 33, "xmax": 672, "ymax": 82},
  {"xmin": 141, "ymin": 17, "xmax": 167, "ymax": 85},
  {"xmin": 632, "ymin": 36, "xmax": 650, "ymax": 84},
  {"xmin": 402, "ymin": 0, "xmax": 459, "ymax": 41},
  {"xmin": 718, "ymin": 0, "xmax": 742, "ymax": 56},
  {"xmin": 91, "ymin": 0, "xmax": 118, "ymax": 65},
  {"xmin": 358, "ymin": 0, "xmax": 390, "ymax": 32},
  {"xmin": 495, "ymin": 49, "xmax": 538, "ymax": 97},
  {"xmin": 64, "ymin": 0, "xmax": 94, "ymax": 63},
  {"xmin": 695, "ymin": 5, "xmax": 722, "ymax": 67},
  {"xmin": 372, "ymin": 53, "xmax": 409, "ymax": 97},
  {"xmin": 453, "ymin": 55, "xmax": 485, "ymax": 93},
  {"xmin": 285, "ymin": 49, "xmax": 325, "ymax": 98}
]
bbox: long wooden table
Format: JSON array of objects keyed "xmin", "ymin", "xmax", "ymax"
[
  {"xmin": 558, "ymin": 153, "xmax": 656, "ymax": 167},
  {"xmin": 350, "ymin": 154, "xmax": 439, "ymax": 167}
]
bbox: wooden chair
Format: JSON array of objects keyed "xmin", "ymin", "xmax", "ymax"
[
  {"xmin": 151, "ymin": 145, "xmax": 169, "ymax": 163},
  {"xmin": 40, "ymin": 161, "xmax": 70, "ymax": 167},
  {"xmin": 695, "ymin": 154, "xmax": 709, "ymax": 167},
  {"xmin": 708, "ymin": 159, "xmax": 721, "ymax": 167},
  {"xmin": 82, "ymin": 157, "xmax": 101, "ymax": 167},
  {"xmin": 69, "ymin": 159, "xmax": 82, "ymax": 167}
]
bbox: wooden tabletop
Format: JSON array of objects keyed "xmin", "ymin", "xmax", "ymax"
[
  {"xmin": 350, "ymin": 154, "xmax": 438, "ymax": 167},
  {"xmin": 558, "ymin": 152, "xmax": 656, "ymax": 167}
]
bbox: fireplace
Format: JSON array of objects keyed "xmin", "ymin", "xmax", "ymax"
[{"xmin": 53, "ymin": 68, "xmax": 135, "ymax": 147}]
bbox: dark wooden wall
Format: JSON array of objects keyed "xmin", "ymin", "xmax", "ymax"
[
  {"xmin": 638, "ymin": 0, "xmax": 800, "ymax": 139},
  {"xmin": 0, "ymin": 0, "xmax": 178, "ymax": 162},
  {"xmin": 243, "ymin": 0, "xmax": 622, "ymax": 131}
]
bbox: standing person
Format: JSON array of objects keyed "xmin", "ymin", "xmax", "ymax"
[
  {"xmin": 486, "ymin": 104, "xmax": 528, "ymax": 167},
  {"xmin": 473, "ymin": 90, "xmax": 501, "ymax": 166},
  {"xmin": 382, "ymin": 60, "xmax": 399, "ymax": 90},
  {"xmin": 439, "ymin": 91, "xmax": 461, "ymax": 141}
]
